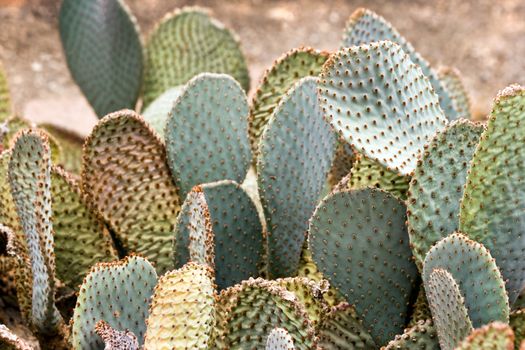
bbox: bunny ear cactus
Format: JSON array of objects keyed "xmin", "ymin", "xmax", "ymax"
[
  {"xmin": 437, "ymin": 67, "xmax": 472, "ymax": 120},
  {"xmin": 0, "ymin": 62, "xmax": 12, "ymax": 121},
  {"xmin": 144, "ymin": 263, "xmax": 216, "ymax": 349},
  {"xmin": 173, "ymin": 180, "xmax": 264, "ymax": 290},
  {"xmin": 383, "ymin": 320, "xmax": 440, "ymax": 350},
  {"xmin": 95, "ymin": 321, "xmax": 138, "ymax": 350},
  {"xmin": 141, "ymin": 86, "xmax": 182, "ymax": 137},
  {"xmin": 143, "ymin": 6, "xmax": 249, "ymax": 107},
  {"xmin": 81, "ymin": 110, "xmax": 180, "ymax": 273},
  {"xmin": 165, "ymin": 73, "xmax": 251, "ymax": 197},
  {"xmin": 266, "ymin": 328, "xmax": 296, "ymax": 350},
  {"xmin": 71, "ymin": 256, "xmax": 158, "ymax": 349},
  {"xmin": 407, "ymin": 120, "xmax": 483, "ymax": 266},
  {"xmin": 308, "ymin": 188, "xmax": 418, "ymax": 345},
  {"xmin": 258, "ymin": 76, "xmax": 336, "ymax": 278},
  {"xmin": 459, "ymin": 84, "xmax": 525, "ymax": 305},
  {"xmin": 249, "ymin": 47, "xmax": 329, "ymax": 156},
  {"xmin": 318, "ymin": 40, "xmax": 448, "ymax": 176},
  {"xmin": 455, "ymin": 322, "xmax": 515, "ymax": 350},
  {"xmin": 59, "ymin": 0, "xmax": 143, "ymax": 118},
  {"xmin": 341, "ymin": 8, "xmax": 459, "ymax": 121}
]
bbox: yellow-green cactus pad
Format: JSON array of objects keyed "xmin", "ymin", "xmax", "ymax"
[
  {"xmin": 0, "ymin": 62, "xmax": 12, "ymax": 122},
  {"xmin": 456, "ymin": 322, "xmax": 515, "ymax": 350},
  {"xmin": 40, "ymin": 124, "xmax": 84, "ymax": 174},
  {"xmin": 511, "ymin": 309, "xmax": 525, "ymax": 349}
]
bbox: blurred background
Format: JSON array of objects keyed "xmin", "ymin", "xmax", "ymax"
[{"xmin": 0, "ymin": 0, "xmax": 524, "ymax": 135}]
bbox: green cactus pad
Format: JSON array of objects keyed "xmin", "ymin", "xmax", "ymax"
[
  {"xmin": 0, "ymin": 224, "xmax": 18, "ymax": 306},
  {"xmin": 144, "ymin": 263, "xmax": 215, "ymax": 349},
  {"xmin": 318, "ymin": 40, "xmax": 448, "ymax": 176},
  {"xmin": 459, "ymin": 85, "xmax": 525, "ymax": 304},
  {"xmin": 0, "ymin": 324, "xmax": 33, "ymax": 350},
  {"xmin": 82, "ymin": 110, "xmax": 180, "ymax": 273},
  {"xmin": 173, "ymin": 180, "xmax": 263, "ymax": 290},
  {"xmin": 340, "ymin": 153, "xmax": 410, "ymax": 200},
  {"xmin": 317, "ymin": 302, "xmax": 376, "ymax": 349},
  {"xmin": 384, "ymin": 320, "xmax": 440, "ymax": 350},
  {"xmin": 95, "ymin": 321, "xmax": 138, "ymax": 350},
  {"xmin": 165, "ymin": 73, "xmax": 251, "ymax": 197},
  {"xmin": 341, "ymin": 8, "xmax": 458, "ymax": 121},
  {"xmin": 51, "ymin": 166, "xmax": 118, "ymax": 289},
  {"xmin": 215, "ymin": 278, "xmax": 316, "ymax": 349},
  {"xmin": 511, "ymin": 309, "xmax": 525, "ymax": 349},
  {"xmin": 407, "ymin": 120, "xmax": 483, "ymax": 266},
  {"xmin": 437, "ymin": 67, "xmax": 472, "ymax": 120},
  {"xmin": 8, "ymin": 130, "xmax": 62, "ymax": 333},
  {"xmin": 423, "ymin": 233, "xmax": 509, "ymax": 328},
  {"xmin": 0, "ymin": 62, "xmax": 11, "ymax": 121},
  {"xmin": 143, "ymin": 7, "xmax": 249, "ymax": 107},
  {"xmin": 425, "ymin": 268, "xmax": 473, "ymax": 350},
  {"xmin": 71, "ymin": 256, "xmax": 158, "ymax": 349},
  {"xmin": 266, "ymin": 328, "xmax": 295, "ymax": 350},
  {"xmin": 249, "ymin": 47, "xmax": 329, "ymax": 156},
  {"xmin": 59, "ymin": 0, "xmax": 142, "ymax": 117},
  {"xmin": 258, "ymin": 77, "xmax": 336, "ymax": 277},
  {"xmin": 327, "ymin": 141, "xmax": 355, "ymax": 189},
  {"xmin": 141, "ymin": 86, "xmax": 182, "ymax": 138},
  {"xmin": 456, "ymin": 322, "xmax": 515, "ymax": 350},
  {"xmin": 308, "ymin": 188, "xmax": 418, "ymax": 345},
  {"xmin": 40, "ymin": 124, "xmax": 84, "ymax": 174}
]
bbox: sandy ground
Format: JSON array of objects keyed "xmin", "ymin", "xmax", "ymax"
[{"xmin": 0, "ymin": 0, "xmax": 524, "ymax": 135}]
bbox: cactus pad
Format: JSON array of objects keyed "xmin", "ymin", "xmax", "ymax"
[
  {"xmin": 165, "ymin": 73, "xmax": 251, "ymax": 197},
  {"xmin": 40, "ymin": 124, "xmax": 84, "ymax": 174},
  {"xmin": 425, "ymin": 268, "xmax": 473, "ymax": 350},
  {"xmin": 71, "ymin": 256, "xmax": 158, "ymax": 349},
  {"xmin": 459, "ymin": 85, "xmax": 525, "ymax": 304},
  {"xmin": 437, "ymin": 67, "xmax": 472, "ymax": 120},
  {"xmin": 308, "ymin": 188, "xmax": 418, "ymax": 345},
  {"xmin": 341, "ymin": 8, "xmax": 458, "ymax": 121},
  {"xmin": 82, "ymin": 110, "xmax": 180, "ymax": 273},
  {"xmin": 383, "ymin": 320, "xmax": 440, "ymax": 350},
  {"xmin": 59, "ymin": 0, "xmax": 143, "ymax": 117},
  {"xmin": 511, "ymin": 309, "xmax": 525, "ymax": 349},
  {"xmin": 173, "ymin": 180, "xmax": 263, "ymax": 290},
  {"xmin": 266, "ymin": 328, "xmax": 295, "ymax": 350},
  {"xmin": 144, "ymin": 263, "xmax": 216, "ymax": 349},
  {"xmin": 95, "ymin": 321, "xmax": 138, "ymax": 350},
  {"xmin": 51, "ymin": 166, "xmax": 118, "ymax": 289},
  {"xmin": 407, "ymin": 120, "xmax": 482, "ymax": 266},
  {"xmin": 0, "ymin": 62, "xmax": 11, "ymax": 121},
  {"xmin": 142, "ymin": 7, "xmax": 249, "ymax": 107},
  {"xmin": 318, "ymin": 41, "xmax": 448, "ymax": 175},
  {"xmin": 249, "ymin": 47, "xmax": 329, "ymax": 155},
  {"xmin": 258, "ymin": 77, "xmax": 336, "ymax": 277},
  {"xmin": 141, "ymin": 86, "xmax": 182, "ymax": 138},
  {"xmin": 456, "ymin": 322, "xmax": 515, "ymax": 350},
  {"xmin": 423, "ymin": 233, "xmax": 509, "ymax": 328},
  {"xmin": 317, "ymin": 302, "xmax": 376, "ymax": 349}
]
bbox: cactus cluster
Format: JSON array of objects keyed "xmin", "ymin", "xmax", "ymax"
[{"xmin": 0, "ymin": 2, "xmax": 524, "ymax": 350}]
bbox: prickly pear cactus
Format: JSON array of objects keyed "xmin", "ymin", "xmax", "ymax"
[
  {"xmin": 407, "ymin": 120, "xmax": 483, "ymax": 266},
  {"xmin": 510, "ymin": 309, "xmax": 525, "ymax": 349},
  {"xmin": 82, "ymin": 110, "xmax": 180, "ymax": 273},
  {"xmin": 318, "ymin": 41, "xmax": 448, "ymax": 175},
  {"xmin": 59, "ymin": 0, "xmax": 143, "ymax": 117},
  {"xmin": 71, "ymin": 256, "xmax": 158, "ymax": 349},
  {"xmin": 423, "ymin": 233, "xmax": 509, "ymax": 328},
  {"xmin": 383, "ymin": 320, "xmax": 440, "ymax": 350},
  {"xmin": 40, "ymin": 123, "xmax": 84, "ymax": 174},
  {"xmin": 144, "ymin": 263, "xmax": 216, "ymax": 349},
  {"xmin": 165, "ymin": 73, "xmax": 251, "ymax": 197},
  {"xmin": 266, "ymin": 328, "xmax": 295, "ymax": 350},
  {"xmin": 0, "ymin": 62, "xmax": 11, "ymax": 121},
  {"xmin": 341, "ymin": 8, "xmax": 459, "ymax": 121},
  {"xmin": 1, "ymin": 117, "xmax": 32, "ymax": 151},
  {"xmin": 437, "ymin": 67, "xmax": 472, "ymax": 120},
  {"xmin": 258, "ymin": 77, "xmax": 336, "ymax": 277},
  {"xmin": 308, "ymin": 188, "xmax": 418, "ymax": 345},
  {"xmin": 459, "ymin": 84, "xmax": 525, "ymax": 305},
  {"xmin": 249, "ymin": 47, "xmax": 329, "ymax": 156},
  {"xmin": 173, "ymin": 180, "xmax": 263, "ymax": 290},
  {"xmin": 141, "ymin": 86, "xmax": 182, "ymax": 137},
  {"xmin": 143, "ymin": 6, "xmax": 249, "ymax": 107},
  {"xmin": 455, "ymin": 322, "xmax": 515, "ymax": 350},
  {"xmin": 95, "ymin": 321, "xmax": 138, "ymax": 350},
  {"xmin": 0, "ymin": 324, "xmax": 33, "ymax": 350}
]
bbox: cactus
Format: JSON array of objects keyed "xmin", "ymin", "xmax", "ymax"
[
  {"xmin": 144, "ymin": 263, "xmax": 216, "ymax": 349},
  {"xmin": 316, "ymin": 302, "xmax": 376, "ymax": 349},
  {"xmin": 423, "ymin": 233, "xmax": 509, "ymax": 328},
  {"xmin": 141, "ymin": 86, "xmax": 182, "ymax": 138},
  {"xmin": 318, "ymin": 41, "xmax": 448, "ymax": 175},
  {"xmin": 81, "ymin": 110, "xmax": 180, "ymax": 273},
  {"xmin": 326, "ymin": 141, "xmax": 354, "ymax": 189},
  {"xmin": 249, "ymin": 47, "xmax": 329, "ymax": 157},
  {"xmin": 0, "ymin": 62, "xmax": 11, "ymax": 121},
  {"xmin": 258, "ymin": 77, "xmax": 336, "ymax": 278},
  {"xmin": 1, "ymin": 117, "xmax": 32, "ymax": 151},
  {"xmin": 266, "ymin": 328, "xmax": 295, "ymax": 350},
  {"xmin": 40, "ymin": 124, "xmax": 84, "ymax": 174},
  {"xmin": 173, "ymin": 180, "xmax": 263, "ymax": 290},
  {"xmin": 308, "ymin": 188, "xmax": 418, "ymax": 345},
  {"xmin": 165, "ymin": 73, "xmax": 251, "ymax": 197},
  {"xmin": 455, "ymin": 322, "xmax": 515, "ymax": 350},
  {"xmin": 408, "ymin": 286, "xmax": 433, "ymax": 327},
  {"xmin": 383, "ymin": 320, "xmax": 440, "ymax": 350},
  {"xmin": 95, "ymin": 321, "xmax": 138, "ymax": 350},
  {"xmin": 459, "ymin": 84, "xmax": 525, "ymax": 305},
  {"xmin": 341, "ymin": 8, "xmax": 459, "ymax": 121},
  {"xmin": 59, "ymin": 0, "xmax": 143, "ymax": 118},
  {"xmin": 407, "ymin": 120, "xmax": 483, "ymax": 266},
  {"xmin": 437, "ymin": 67, "xmax": 472, "ymax": 120},
  {"xmin": 0, "ymin": 324, "xmax": 32, "ymax": 350},
  {"xmin": 511, "ymin": 309, "xmax": 525, "ymax": 349},
  {"xmin": 71, "ymin": 256, "xmax": 158, "ymax": 349},
  {"xmin": 142, "ymin": 7, "xmax": 249, "ymax": 107}
]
